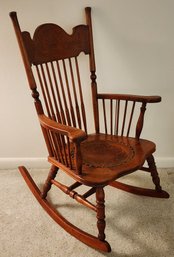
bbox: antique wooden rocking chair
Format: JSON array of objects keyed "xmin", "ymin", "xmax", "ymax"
[{"xmin": 10, "ymin": 7, "xmax": 169, "ymax": 252}]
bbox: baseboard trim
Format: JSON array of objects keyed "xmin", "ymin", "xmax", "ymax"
[
  {"xmin": 156, "ymin": 157, "xmax": 174, "ymax": 168},
  {"xmin": 0, "ymin": 158, "xmax": 50, "ymax": 170},
  {"xmin": 0, "ymin": 157, "xmax": 173, "ymax": 170}
]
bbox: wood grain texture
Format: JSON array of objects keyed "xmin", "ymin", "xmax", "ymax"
[
  {"xmin": 22, "ymin": 24, "xmax": 90, "ymax": 64},
  {"xmin": 19, "ymin": 166, "xmax": 111, "ymax": 252},
  {"xmin": 48, "ymin": 133, "xmax": 157, "ymax": 187},
  {"xmin": 10, "ymin": 7, "xmax": 169, "ymax": 253}
]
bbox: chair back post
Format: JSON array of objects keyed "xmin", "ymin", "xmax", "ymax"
[
  {"xmin": 9, "ymin": 12, "xmax": 44, "ymax": 115},
  {"xmin": 85, "ymin": 7, "xmax": 99, "ymax": 133},
  {"xmin": 136, "ymin": 102, "xmax": 147, "ymax": 139}
]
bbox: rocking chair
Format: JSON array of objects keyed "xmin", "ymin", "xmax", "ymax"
[{"xmin": 10, "ymin": 7, "xmax": 169, "ymax": 252}]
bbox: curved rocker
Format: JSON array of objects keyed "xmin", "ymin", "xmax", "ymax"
[
  {"xmin": 10, "ymin": 7, "xmax": 170, "ymax": 253},
  {"xmin": 109, "ymin": 180, "xmax": 169, "ymax": 198},
  {"xmin": 18, "ymin": 166, "xmax": 111, "ymax": 253}
]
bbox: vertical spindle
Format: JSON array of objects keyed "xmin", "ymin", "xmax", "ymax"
[
  {"xmin": 75, "ymin": 57, "xmax": 87, "ymax": 132},
  {"xmin": 110, "ymin": 99, "xmax": 113, "ymax": 135},
  {"xmin": 68, "ymin": 58, "xmax": 82, "ymax": 128},
  {"xmin": 121, "ymin": 100, "xmax": 128, "ymax": 136},
  {"xmin": 102, "ymin": 99, "xmax": 107, "ymax": 134},
  {"xmin": 127, "ymin": 101, "xmax": 135, "ymax": 137}
]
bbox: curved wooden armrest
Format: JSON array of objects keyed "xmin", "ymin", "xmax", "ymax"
[
  {"xmin": 38, "ymin": 114, "xmax": 87, "ymax": 143},
  {"xmin": 97, "ymin": 93, "xmax": 161, "ymax": 103}
]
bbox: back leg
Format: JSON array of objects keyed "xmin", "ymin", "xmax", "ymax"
[
  {"xmin": 41, "ymin": 165, "xmax": 59, "ymax": 199},
  {"xmin": 109, "ymin": 153, "xmax": 169, "ymax": 198},
  {"xmin": 147, "ymin": 154, "xmax": 162, "ymax": 192}
]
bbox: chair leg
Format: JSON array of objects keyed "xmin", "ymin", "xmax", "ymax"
[
  {"xmin": 147, "ymin": 154, "xmax": 162, "ymax": 192},
  {"xmin": 41, "ymin": 165, "xmax": 59, "ymax": 199},
  {"xmin": 96, "ymin": 187, "xmax": 106, "ymax": 241},
  {"xmin": 19, "ymin": 166, "xmax": 111, "ymax": 252},
  {"xmin": 109, "ymin": 153, "xmax": 169, "ymax": 198}
]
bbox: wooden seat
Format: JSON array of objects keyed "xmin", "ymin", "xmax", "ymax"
[
  {"xmin": 10, "ymin": 7, "xmax": 169, "ymax": 253},
  {"xmin": 49, "ymin": 133, "xmax": 156, "ymax": 186}
]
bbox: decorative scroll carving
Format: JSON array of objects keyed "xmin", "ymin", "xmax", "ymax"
[{"xmin": 22, "ymin": 24, "xmax": 90, "ymax": 64}]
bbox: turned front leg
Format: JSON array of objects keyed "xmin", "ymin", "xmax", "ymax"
[
  {"xmin": 42, "ymin": 165, "xmax": 59, "ymax": 199},
  {"xmin": 96, "ymin": 187, "xmax": 106, "ymax": 241}
]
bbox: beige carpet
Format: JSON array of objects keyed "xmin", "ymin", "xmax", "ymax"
[{"xmin": 0, "ymin": 168, "xmax": 173, "ymax": 257}]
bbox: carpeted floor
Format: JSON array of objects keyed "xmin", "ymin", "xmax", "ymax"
[{"xmin": 0, "ymin": 168, "xmax": 173, "ymax": 257}]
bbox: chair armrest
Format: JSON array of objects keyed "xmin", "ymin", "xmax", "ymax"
[
  {"xmin": 97, "ymin": 93, "xmax": 161, "ymax": 139},
  {"xmin": 97, "ymin": 93, "xmax": 161, "ymax": 103},
  {"xmin": 38, "ymin": 114, "xmax": 87, "ymax": 143}
]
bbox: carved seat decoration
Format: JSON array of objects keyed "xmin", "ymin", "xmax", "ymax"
[
  {"xmin": 10, "ymin": 7, "xmax": 169, "ymax": 252},
  {"xmin": 81, "ymin": 137, "xmax": 135, "ymax": 168}
]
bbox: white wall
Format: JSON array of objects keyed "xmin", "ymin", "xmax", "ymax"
[{"xmin": 0, "ymin": 0, "xmax": 174, "ymax": 168}]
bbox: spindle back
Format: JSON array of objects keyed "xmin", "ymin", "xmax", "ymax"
[
  {"xmin": 97, "ymin": 96, "xmax": 145, "ymax": 138},
  {"xmin": 10, "ymin": 7, "xmax": 150, "ymax": 144},
  {"xmin": 10, "ymin": 8, "xmax": 96, "ymax": 134}
]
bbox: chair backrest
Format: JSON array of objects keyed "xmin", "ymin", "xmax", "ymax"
[
  {"xmin": 10, "ymin": 7, "xmax": 98, "ymax": 134},
  {"xmin": 10, "ymin": 7, "xmax": 154, "ymax": 173},
  {"xmin": 10, "ymin": 7, "xmax": 149, "ymax": 144}
]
